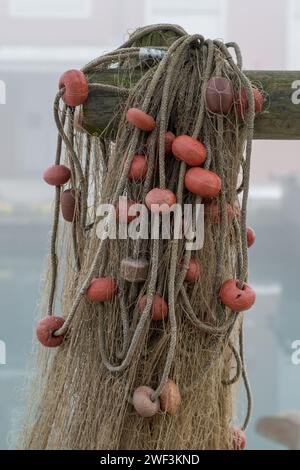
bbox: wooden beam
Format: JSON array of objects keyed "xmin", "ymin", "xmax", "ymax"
[
  {"xmin": 82, "ymin": 68, "xmax": 300, "ymax": 140},
  {"xmin": 247, "ymin": 70, "xmax": 300, "ymax": 140}
]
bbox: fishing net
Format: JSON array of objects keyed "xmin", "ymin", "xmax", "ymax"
[{"xmin": 18, "ymin": 24, "xmax": 260, "ymax": 450}]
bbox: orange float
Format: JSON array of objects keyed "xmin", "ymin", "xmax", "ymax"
[
  {"xmin": 159, "ymin": 379, "xmax": 181, "ymax": 414},
  {"xmin": 150, "ymin": 131, "xmax": 176, "ymax": 154},
  {"xmin": 126, "ymin": 108, "xmax": 156, "ymax": 132},
  {"xmin": 59, "ymin": 69, "xmax": 89, "ymax": 107},
  {"xmin": 163, "ymin": 131, "xmax": 176, "ymax": 154},
  {"xmin": 185, "ymin": 167, "xmax": 221, "ymax": 198},
  {"xmin": 236, "ymin": 87, "xmax": 264, "ymax": 117},
  {"xmin": 172, "ymin": 135, "xmax": 207, "ymax": 166},
  {"xmin": 36, "ymin": 316, "xmax": 65, "ymax": 348},
  {"xmin": 184, "ymin": 258, "xmax": 201, "ymax": 283},
  {"xmin": 204, "ymin": 201, "xmax": 239, "ymax": 224},
  {"xmin": 86, "ymin": 277, "xmax": 117, "ymax": 302},
  {"xmin": 253, "ymin": 88, "xmax": 264, "ymax": 113},
  {"xmin": 145, "ymin": 188, "xmax": 176, "ymax": 213},
  {"xmin": 43, "ymin": 165, "xmax": 71, "ymax": 186},
  {"xmin": 139, "ymin": 294, "xmax": 168, "ymax": 321},
  {"xmin": 247, "ymin": 227, "xmax": 256, "ymax": 248},
  {"xmin": 219, "ymin": 279, "xmax": 256, "ymax": 312},
  {"xmin": 116, "ymin": 198, "xmax": 139, "ymax": 224},
  {"xmin": 126, "ymin": 154, "xmax": 148, "ymax": 180}
]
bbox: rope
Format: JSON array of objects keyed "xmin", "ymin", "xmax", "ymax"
[
  {"xmin": 46, "ymin": 105, "xmax": 66, "ymax": 316},
  {"xmin": 221, "ymin": 341, "xmax": 243, "ymax": 386},
  {"xmin": 240, "ymin": 323, "xmax": 253, "ymax": 430},
  {"xmin": 47, "ymin": 25, "xmax": 256, "ymax": 436}
]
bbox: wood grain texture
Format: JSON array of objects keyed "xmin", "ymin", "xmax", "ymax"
[
  {"xmin": 82, "ymin": 29, "xmax": 300, "ymax": 140},
  {"xmin": 247, "ymin": 70, "xmax": 300, "ymax": 140},
  {"xmin": 83, "ymin": 69, "xmax": 300, "ymax": 140}
]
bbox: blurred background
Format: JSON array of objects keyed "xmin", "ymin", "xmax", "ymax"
[{"xmin": 1, "ymin": 0, "xmax": 300, "ymax": 450}]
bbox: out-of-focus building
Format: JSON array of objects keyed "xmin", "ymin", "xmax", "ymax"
[
  {"xmin": 0, "ymin": 0, "xmax": 300, "ymax": 450},
  {"xmin": 0, "ymin": 0, "xmax": 300, "ymax": 182}
]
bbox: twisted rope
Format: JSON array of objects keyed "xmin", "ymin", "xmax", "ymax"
[{"xmin": 48, "ymin": 26, "xmax": 256, "ymax": 434}]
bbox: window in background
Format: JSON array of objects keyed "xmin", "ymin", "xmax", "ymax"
[
  {"xmin": 145, "ymin": 0, "xmax": 227, "ymax": 39},
  {"xmin": 8, "ymin": 0, "xmax": 92, "ymax": 19},
  {"xmin": 287, "ymin": 0, "xmax": 300, "ymax": 68},
  {"xmin": 244, "ymin": 0, "xmax": 300, "ymax": 450},
  {"xmin": 0, "ymin": 1, "xmax": 96, "ymax": 450}
]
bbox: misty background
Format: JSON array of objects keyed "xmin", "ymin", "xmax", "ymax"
[{"xmin": 1, "ymin": 0, "xmax": 300, "ymax": 450}]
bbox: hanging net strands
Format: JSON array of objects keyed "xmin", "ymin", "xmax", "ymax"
[{"xmin": 18, "ymin": 24, "xmax": 262, "ymax": 451}]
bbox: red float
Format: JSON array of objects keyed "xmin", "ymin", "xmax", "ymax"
[
  {"xmin": 219, "ymin": 279, "xmax": 256, "ymax": 312},
  {"xmin": 172, "ymin": 135, "xmax": 207, "ymax": 166},
  {"xmin": 160, "ymin": 380, "xmax": 181, "ymax": 414},
  {"xmin": 247, "ymin": 227, "xmax": 256, "ymax": 248},
  {"xmin": 185, "ymin": 167, "xmax": 221, "ymax": 198},
  {"xmin": 127, "ymin": 154, "xmax": 148, "ymax": 180},
  {"xmin": 61, "ymin": 189, "xmax": 77, "ymax": 222},
  {"xmin": 116, "ymin": 198, "xmax": 139, "ymax": 223},
  {"xmin": 184, "ymin": 258, "xmax": 201, "ymax": 283},
  {"xmin": 236, "ymin": 87, "xmax": 264, "ymax": 117},
  {"xmin": 253, "ymin": 88, "xmax": 264, "ymax": 113},
  {"xmin": 232, "ymin": 428, "xmax": 246, "ymax": 450},
  {"xmin": 145, "ymin": 188, "xmax": 176, "ymax": 213},
  {"xmin": 86, "ymin": 277, "xmax": 117, "ymax": 302},
  {"xmin": 126, "ymin": 108, "xmax": 156, "ymax": 132},
  {"xmin": 204, "ymin": 201, "xmax": 236, "ymax": 224},
  {"xmin": 164, "ymin": 131, "xmax": 176, "ymax": 154},
  {"xmin": 132, "ymin": 386, "xmax": 160, "ymax": 418},
  {"xmin": 43, "ymin": 165, "xmax": 71, "ymax": 186},
  {"xmin": 206, "ymin": 77, "xmax": 234, "ymax": 114},
  {"xmin": 36, "ymin": 316, "xmax": 65, "ymax": 348},
  {"xmin": 150, "ymin": 131, "xmax": 176, "ymax": 154},
  {"xmin": 59, "ymin": 69, "xmax": 89, "ymax": 107},
  {"xmin": 139, "ymin": 294, "xmax": 168, "ymax": 321},
  {"xmin": 235, "ymin": 88, "xmax": 248, "ymax": 117}
]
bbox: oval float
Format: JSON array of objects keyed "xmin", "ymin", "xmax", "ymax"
[
  {"xmin": 145, "ymin": 188, "xmax": 176, "ymax": 213},
  {"xmin": 139, "ymin": 294, "xmax": 168, "ymax": 321},
  {"xmin": 43, "ymin": 164, "xmax": 71, "ymax": 186},
  {"xmin": 126, "ymin": 108, "xmax": 156, "ymax": 132},
  {"xmin": 172, "ymin": 135, "xmax": 207, "ymax": 166},
  {"xmin": 185, "ymin": 168, "xmax": 221, "ymax": 198},
  {"xmin": 206, "ymin": 77, "xmax": 234, "ymax": 114},
  {"xmin": 36, "ymin": 315, "xmax": 65, "ymax": 348},
  {"xmin": 86, "ymin": 277, "xmax": 117, "ymax": 302},
  {"xmin": 59, "ymin": 69, "xmax": 89, "ymax": 107},
  {"xmin": 61, "ymin": 188, "xmax": 77, "ymax": 222},
  {"xmin": 219, "ymin": 279, "xmax": 256, "ymax": 312}
]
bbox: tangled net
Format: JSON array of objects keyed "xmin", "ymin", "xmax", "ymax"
[{"xmin": 18, "ymin": 24, "xmax": 259, "ymax": 450}]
